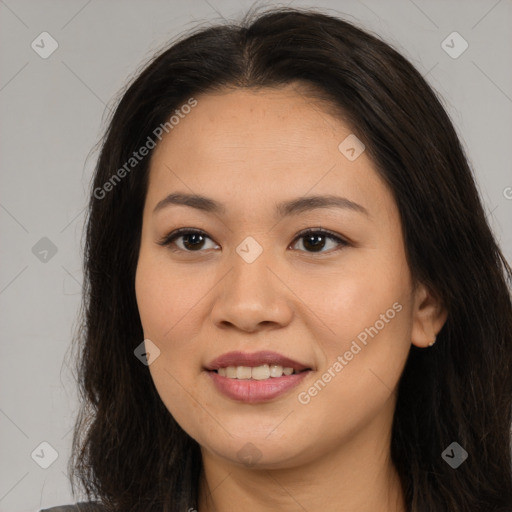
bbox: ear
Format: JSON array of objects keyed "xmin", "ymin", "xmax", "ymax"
[{"xmin": 411, "ymin": 282, "xmax": 448, "ymax": 348}]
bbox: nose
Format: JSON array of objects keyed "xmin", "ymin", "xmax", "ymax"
[{"xmin": 210, "ymin": 245, "xmax": 293, "ymax": 333}]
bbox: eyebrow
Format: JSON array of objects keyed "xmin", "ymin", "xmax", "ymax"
[{"xmin": 152, "ymin": 192, "xmax": 369, "ymax": 218}]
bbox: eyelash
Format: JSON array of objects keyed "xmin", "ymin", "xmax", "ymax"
[{"xmin": 157, "ymin": 227, "xmax": 349, "ymax": 254}]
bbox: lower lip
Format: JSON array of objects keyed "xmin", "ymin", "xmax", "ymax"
[{"xmin": 206, "ymin": 370, "xmax": 310, "ymax": 403}]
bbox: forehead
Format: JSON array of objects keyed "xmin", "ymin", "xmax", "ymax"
[
  {"xmin": 152, "ymin": 85, "xmax": 350, "ymax": 162},
  {"xmin": 146, "ymin": 86, "xmax": 395, "ymax": 222}
]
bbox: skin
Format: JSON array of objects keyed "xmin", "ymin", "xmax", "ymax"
[{"xmin": 135, "ymin": 84, "xmax": 447, "ymax": 512}]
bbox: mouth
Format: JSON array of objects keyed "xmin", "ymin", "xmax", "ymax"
[{"xmin": 204, "ymin": 351, "xmax": 313, "ymax": 403}]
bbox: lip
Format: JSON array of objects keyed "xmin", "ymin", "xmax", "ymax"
[
  {"xmin": 207, "ymin": 370, "xmax": 311, "ymax": 403},
  {"xmin": 204, "ymin": 350, "xmax": 313, "ymax": 403},
  {"xmin": 205, "ymin": 350, "xmax": 311, "ymax": 372}
]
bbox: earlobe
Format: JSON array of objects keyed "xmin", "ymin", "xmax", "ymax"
[{"xmin": 410, "ymin": 283, "xmax": 448, "ymax": 349}]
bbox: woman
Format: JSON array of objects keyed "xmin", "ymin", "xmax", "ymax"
[{"xmin": 42, "ymin": 6, "xmax": 512, "ymax": 512}]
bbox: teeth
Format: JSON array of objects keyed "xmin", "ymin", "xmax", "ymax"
[
  {"xmin": 216, "ymin": 364, "xmax": 298, "ymax": 379},
  {"xmin": 236, "ymin": 366, "xmax": 252, "ymax": 379},
  {"xmin": 269, "ymin": 364, "xmax": 283, "ymax": 377},
  {"xmin": 251, "ymin": 364, "xmax": 270, "ymax": 380}
]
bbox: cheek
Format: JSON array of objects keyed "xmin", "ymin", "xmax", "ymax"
[
  {"xmin": 135, "ymin": 257, "xmax": 207, "ymax": 437},
  {"xmin": 135, "ymin": 252, "xmax": 206, "ymax": 341},
  {"xmin": 291, "ymin": 251, "xmax": 412, "ymax": 412},
  {"xmin": 135, "ymin": 253, "xmax": 210, "ymax": 392},
  {"xmin": 289, "ymin": 248, "xmax": 411, "ymax": 350},
  {"xmin": 293, "ymin": 302, "xmax": 411, "ymax": 450},
  {"xmin": 135, "ymin": 266, "xmax": 167, "ymax": 341}
]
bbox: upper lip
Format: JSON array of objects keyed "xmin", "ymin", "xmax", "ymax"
[{"xmin": 205, "ymin": 351, "xmax": 312, "ymax": 372}]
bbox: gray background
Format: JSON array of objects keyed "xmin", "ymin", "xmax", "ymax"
[{"xmin": 1, "ymin": 0, "xmax": 511, "ymax": 511}]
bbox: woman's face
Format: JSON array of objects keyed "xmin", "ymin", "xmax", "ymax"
[{"xmin": 135, "ymin": 85, "xmax": 444, "ymax": 469}]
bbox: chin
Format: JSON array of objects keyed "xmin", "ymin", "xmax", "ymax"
[{"xmin": 199, "ymin": 431, "xmax": 313, "ymax": 469}]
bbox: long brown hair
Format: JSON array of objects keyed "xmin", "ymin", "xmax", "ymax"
[{"xmin": 68, "ymin": 6, "xmax": 512, "ymax": 511}]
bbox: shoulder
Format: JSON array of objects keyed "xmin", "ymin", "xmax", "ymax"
[{"xmin": 39, "ymin": 502, "xmax": 105, "ymax": 512}]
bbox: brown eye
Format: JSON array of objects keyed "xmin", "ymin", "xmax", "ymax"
[
  {"xmin": 158, "ymin": 228, "xmax": 219, "ymax": 252},
  {"xmin": 291, "ymin": 229, "xmax": 348, "ymax": 253}
]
